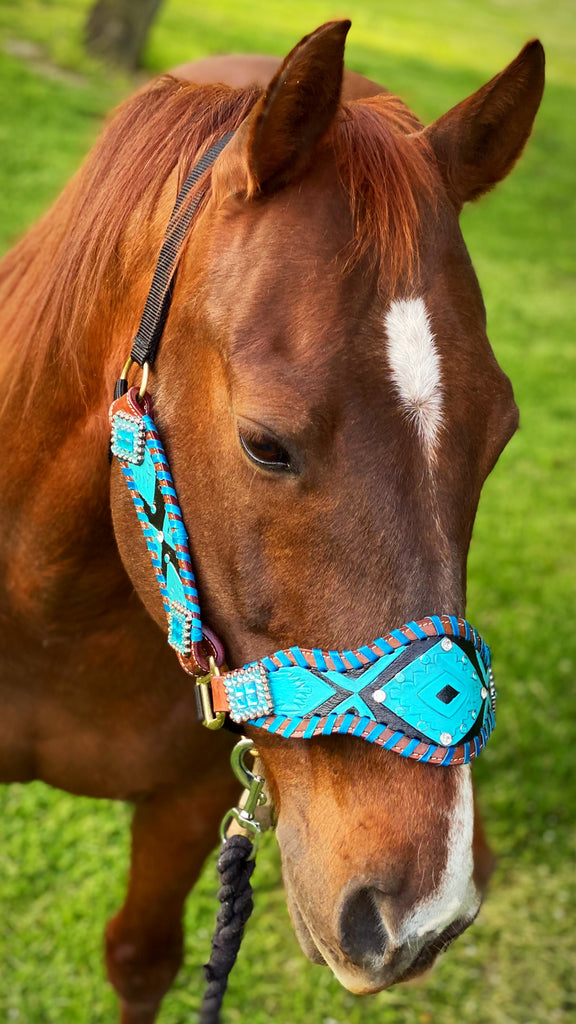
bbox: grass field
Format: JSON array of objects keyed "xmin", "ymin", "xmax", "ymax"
[{"xmin": 0, "ymin": 2, "xmax": 575, "ymax": 1022}]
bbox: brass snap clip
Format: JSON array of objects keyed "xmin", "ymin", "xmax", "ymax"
[{"xmin": 220, "ymin": 738, "xmax": 268, "ymax": 856}]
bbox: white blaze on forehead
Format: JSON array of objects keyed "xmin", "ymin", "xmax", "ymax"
[
  {"xmin": 384, "ymin": 297, "xmax": 443, "ymax": 455},
  {"xmin": 399, "ymin": 765, "xmax": 479, "ymax": 945}
]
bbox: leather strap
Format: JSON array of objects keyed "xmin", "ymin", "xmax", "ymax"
[
  {"xmin": 208, "ymin": 616, "xmax": 496, "ymax": 766},
  {"xmin": 130, "ymin": 131, "xmax": 235, "ymax": 368}
]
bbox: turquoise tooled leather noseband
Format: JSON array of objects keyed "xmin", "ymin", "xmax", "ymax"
[
  {"xmin": 110, "ymin": 386, "xmax": 496, "ymax": 768},
  {"xmin": 109, "ymin": 133, "xmax": 496, "ymax": 768},
  {"xmin": 215, "ymin": 621, "xmax": 495, "ymax": 767}
]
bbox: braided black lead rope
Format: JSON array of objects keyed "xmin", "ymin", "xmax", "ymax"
[{"xmin": 199, "ymin": 834, "xmax": 256, "ymax": 1024}]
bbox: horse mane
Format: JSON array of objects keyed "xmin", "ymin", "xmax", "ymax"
[{"xmin": 0, "ymin": 75, "xmax": 435, "ymax": 413}]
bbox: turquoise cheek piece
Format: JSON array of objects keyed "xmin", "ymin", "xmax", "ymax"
[{"xmin": 111, "ymin": 409, "xmax": 203, "ymax": 655}]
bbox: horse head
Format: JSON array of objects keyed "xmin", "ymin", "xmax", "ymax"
[{"xmin": 110, "ymin": 22, "xmax": 543, "ymax": 993}]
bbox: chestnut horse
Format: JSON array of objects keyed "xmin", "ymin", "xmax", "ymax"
[{"xmin": 0, "ymin": 21, "xmax": 543, "ymax": 1023}]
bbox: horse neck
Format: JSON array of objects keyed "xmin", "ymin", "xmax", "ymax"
[{"xmin": 0, "ymin": 183, "xmax": 171, "ymax": 636}]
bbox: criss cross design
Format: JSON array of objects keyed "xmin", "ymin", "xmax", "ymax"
[
  {"xmin": 211, "ymin": 620, "xmax": 495, "ymax": 766},
  {"xmin": 111, "ymin": 389, "xmax": 202, "ymax": 659},
  {"xmin": 109, "ymin": 133, "xmax": 497, "ymax": 767}
]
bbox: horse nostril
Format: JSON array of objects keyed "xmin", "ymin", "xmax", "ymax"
[{"xmin": 339, "ymin": 887, "xmax": 388, "ymax": 967}]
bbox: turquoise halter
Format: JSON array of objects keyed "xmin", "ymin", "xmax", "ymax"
[
  {"xmin": 110, "ymin": 385, "xmax": 495, "ymax": 768},
  {"xmin": 110, "ymin": 133, "xmax": 496, "ymax": 769}
]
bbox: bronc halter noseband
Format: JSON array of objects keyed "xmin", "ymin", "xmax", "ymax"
[{"xmin": 110, "ymin": 133, "xmax": 497, "ymax": 1021}]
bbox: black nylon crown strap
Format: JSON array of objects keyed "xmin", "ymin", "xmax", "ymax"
[{"xmin": 130, "ymin": 131, "xmax": 235, "ymax": 368}]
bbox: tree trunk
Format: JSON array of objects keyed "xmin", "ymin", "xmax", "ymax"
[{"xmin": 84, "ymin": 0, "xmax": 164, "ymax": 72}]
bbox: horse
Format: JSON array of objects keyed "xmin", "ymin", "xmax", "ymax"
[{"xmin": 0, "ymin": 20, "xmax": 544, "ymax": 1023}]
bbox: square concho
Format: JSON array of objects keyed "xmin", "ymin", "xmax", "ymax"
[
  {"xmin": 167, "ymin": 601, "xmax": 194, "ymax": 657},
  {"xmin": 111, "ymin": 411, "xmax": 146, "ymax": 466},
  {"xmin": 223, "ymin": 664, "xmax": 272, "ymax": 723}
]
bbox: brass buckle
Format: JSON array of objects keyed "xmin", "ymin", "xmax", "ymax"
[
  {"xmin": 196, "ymin": 655, "xmax": 226, "ymax": 730},
  {"xmin": 120, "ymin": 355, "xmax": 150, "ymax": 401}
]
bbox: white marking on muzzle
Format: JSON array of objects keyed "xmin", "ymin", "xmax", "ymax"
[
  {"xmin": 384, "ymin": 297, "xmax": 443, "ymax": 456},
  {"xmin": 401, "ymin": 765, "xmax": 479, "ymax": 944}
]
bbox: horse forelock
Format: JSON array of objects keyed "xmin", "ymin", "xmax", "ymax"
[
  {"xmin": 0, "ymin": 75, "xmax": 438, "ymax": 420},
  {"xmin": 331, "ymin": 96, "xmax": 436, "ymax": 286}
]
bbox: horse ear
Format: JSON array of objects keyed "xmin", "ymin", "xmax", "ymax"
[
  {"xmin": 424, "ymin": 40, "xmax": 545, "ymax": 207},
  {"xmin": 218, "ymin": 20, "xmax": 350, "ymax": 197}
]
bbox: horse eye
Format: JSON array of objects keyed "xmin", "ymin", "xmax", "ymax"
[{"xmin": 239, "ymin": 429, "xmax": 292, "ymax": 472}]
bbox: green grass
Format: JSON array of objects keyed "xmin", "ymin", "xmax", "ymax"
[{"xmin": 0, "ymin": 2, "xmax": 575, "ymax": 1022}]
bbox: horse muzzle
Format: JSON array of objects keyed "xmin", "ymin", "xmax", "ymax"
[{"xmin": 285, "ymin": 871, "xmax": 481, "ymax": 994}]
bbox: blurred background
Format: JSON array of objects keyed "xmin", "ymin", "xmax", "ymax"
[{"xmin": 0, "ymin": 2, "xmax": 574, "ymax": 1022}]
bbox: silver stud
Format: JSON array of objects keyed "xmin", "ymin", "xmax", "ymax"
[
  {"xmin": 481, "ymin": 687, "xmax": 488, "ymax": 700},
  {"xmin": 441, "ymin": 637, "xmax": 453, "ymax": 652},
  {"xmin": 156, "ymin": 531, "xmax": 164, "ymax": 544},
  {"xmin": 373, "ymin": 689, "xmax": 386, "ymax": 703},
  {"xmin": 440, "ymin": 732, "xmax": 453, "ymax": 745}
]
